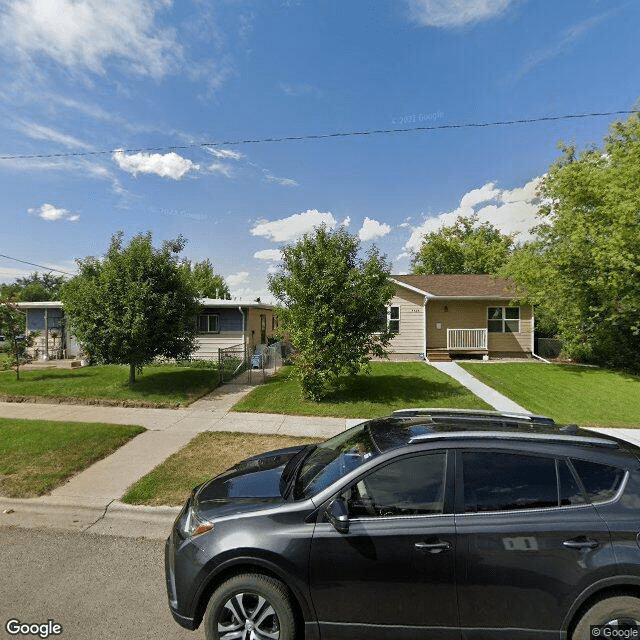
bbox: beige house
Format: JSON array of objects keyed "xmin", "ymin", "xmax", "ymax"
[{"xmin": 387, "ymin": 274, "xmax": 534, "ymax": 361}]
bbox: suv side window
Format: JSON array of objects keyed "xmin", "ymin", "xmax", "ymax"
[
  {"xmin": 558, "ymin": 459, "xmax": 587, "ymax": 506},
  {"xmin": 463, "ymin": 451, "xmax": 558, "ymax": 513},
  {"xmin": 345, "ymin": 453, "xmax": 446, "ymax": 518},
  {"xmin": 570, "ymin": 458, "xmax": 625, "ymax": 503}
]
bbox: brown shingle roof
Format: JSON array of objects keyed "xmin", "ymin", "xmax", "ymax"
[{"xmin": 392, "ymin": 274, "xmax": 517, "ymax": 298}]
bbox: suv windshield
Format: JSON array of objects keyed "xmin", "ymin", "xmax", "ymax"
[{"xmin": 294, "ymin": 423, "xmax": 379, "ymax": 499}]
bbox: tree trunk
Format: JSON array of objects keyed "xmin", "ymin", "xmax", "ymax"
[{"xmin": 129, "ymin": 363, "xmax": 136, "ymax": 386}]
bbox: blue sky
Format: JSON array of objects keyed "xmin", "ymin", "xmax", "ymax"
[{"xmin": 0, "ymin": 0, "xmax": 638, "ymax": 300}]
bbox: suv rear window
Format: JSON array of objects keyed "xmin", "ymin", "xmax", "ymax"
[{"xmin": 570, "ymin": 459, "xmax": 625, "ymax": 503}]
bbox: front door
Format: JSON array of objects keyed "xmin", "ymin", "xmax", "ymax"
[{"xmin": 309, "ymin": 452, "xmax": 459, "ymax": 640}]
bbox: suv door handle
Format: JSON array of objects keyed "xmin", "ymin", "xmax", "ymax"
[
  {"xmin": 563, "ymin": 537, "xmax": 599, "ymax": 550},
  {"xmin": 415, "ymin": 540, "xmax": 452, "ymax": 553}
]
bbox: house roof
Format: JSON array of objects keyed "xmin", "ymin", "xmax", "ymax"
[
  {"xmin": 199, "ymin": 298, "xmax": 275, "ymax": 310},
  {"xmin": 391, "ymin": 274, "xmax": 518, "ymax": 300}
]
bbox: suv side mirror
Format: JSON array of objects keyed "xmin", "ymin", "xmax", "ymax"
[{"xmin": 325, "ymin": 497, "xmax": 349, "ymax": 534}]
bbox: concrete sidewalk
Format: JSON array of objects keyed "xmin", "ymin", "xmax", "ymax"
[{"xmin": 0, "ymin": 382, "xmax": 355, "ymax": 538}]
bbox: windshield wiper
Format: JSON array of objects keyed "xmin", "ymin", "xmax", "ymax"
[{"xmin": 279, "ymin": 444, "xmax": 317, "ymax": 499}]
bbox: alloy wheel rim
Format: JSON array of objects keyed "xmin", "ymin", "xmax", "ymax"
[
  {"xmin": 217, "ymin": 592, "xmax": 280, "ymax": 640},
  {"xmin": 603, "ymin": 617, "xmax": 640, "ymax": 627}
]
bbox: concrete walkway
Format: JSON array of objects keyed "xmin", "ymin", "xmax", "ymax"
[{"xmin": 428, "ymin": 361, "xmax": 531, "ymax": 414}]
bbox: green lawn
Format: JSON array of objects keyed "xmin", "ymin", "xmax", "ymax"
[
  {"xmin": 122, "ymin": 431, "xmax": 321, "ymax": 506},
  {"xmin": 460, "ymin": 362, "xmax": 640, "ymax": 427},
  {"xmin": 0, "ymin": 418, "xmax": 145, "ymax": 497},
  {"xmin": 232, "ymin": 362, "xmax": 491, "ymax": 418},
  {"xmin": 0, "ymin": 364, "xmax": 220, "ymax": 407}
]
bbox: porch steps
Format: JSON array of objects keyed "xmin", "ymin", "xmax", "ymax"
[{"xmin": 426, "ymin": 350, "xmax": 451, "ymax": 362}]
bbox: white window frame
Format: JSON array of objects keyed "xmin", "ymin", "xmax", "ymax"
[
  {"xmin": 388, "ymin": 306, "xmax": 400, "ymax": 334},
  {"xmin": 487, "ymin": 306, "xmax": 520, "ymax": 334}
]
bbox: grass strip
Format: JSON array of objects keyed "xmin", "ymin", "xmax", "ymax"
[
  {"xmin": 122, "ymin": 431, "xmax": 322, "ymax": 506},
  {"xmin": 460, "ymin": 362, "xmax": 640, "ymax": 427},
  {"xmin": 0, "ymin": 364, "xmax": 220, "ymax": 407},
  {"xmin": 232, "ymin": 362, "xmax": 491, "ymax": 418},
  {"xmin": 0, "ymin": 418, "xmax": 145, "ymax": 497}
]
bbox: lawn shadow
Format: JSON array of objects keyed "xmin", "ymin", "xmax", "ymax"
[
  {"xmin": 554, "ymin": 364, "xmax": 640, "ymax": 382},
  {"xmin": 130, "ymin": 368, "xmax": 219, "ymax": 395},
  {"xmin": 321, "ymin": 374, "xmax": 469, "ymax": 406}
]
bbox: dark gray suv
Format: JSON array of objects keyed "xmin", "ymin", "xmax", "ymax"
[{"xmin": 165, "ymin": 409, "xmax": 640, "ymax": 639}]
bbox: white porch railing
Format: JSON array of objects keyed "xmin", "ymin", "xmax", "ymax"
[{"xmin": 447, "ymin": 328, "xmax": 488, "ymax": 351}]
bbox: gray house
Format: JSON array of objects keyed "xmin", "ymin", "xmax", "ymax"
[{"xmin": 17, "ymin": 299, "xmax": 278, "ymax": 361}]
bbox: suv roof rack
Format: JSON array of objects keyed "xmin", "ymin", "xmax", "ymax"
[
  {"xmin": 392, "ymin": 408, "xmax": 555, "ymax": 426},
  {"xmin": 407, "ymin": 430, "xmax": 620, "ymax": 448}
]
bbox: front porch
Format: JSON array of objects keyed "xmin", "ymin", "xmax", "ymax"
[{"xmin": 427, "ymin": 329, "xmax": 489, "ymax": 362}]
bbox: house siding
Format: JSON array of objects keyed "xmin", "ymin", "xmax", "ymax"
[
  {"xmin": 426, "ymin": 300, "xmax": 532, "ymax": 355},
  {"xmin": 387, "ymin": 289, "xmax": 425, "ymax": 357}
]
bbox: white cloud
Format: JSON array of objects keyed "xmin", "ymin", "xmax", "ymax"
[
  {"xmin": 29, "ymin": 203, "xmax": 80, "ymax": 222},
  {"xmin": 254, "ymin": 249, "xmax": 283, "ymax": 261},
  {"xmin": 1, "ymin": 0, "xmax": 182, "ymax": 78},
  {"xmin": 358, "ymin": 217, "xmax": 392, "ymax": 242},
  {"xmin": 206, "ymin": 148, "xmax": 243, "ymax": 161},
  {"xmin": 405, "ymin": 0, "xmax": 514, "ymax": 28},
  {"xmin": 16, "ymin": 120, "xmax": 93, "ymax": 150},
  {"xmin": 402, "ymin": 177, "xmax": 543, "ymax": 256},
  {"xmin": 113, "ymin": 150, "xmax": 199, "ymax": 180},
  {"xmin": 340, "ymin": 216, "xmax": 352, "ymax": 227},
  {"xmin": 226, "ymin": 271, "xmax": 250, "ymax": 288},
  {"xmin": 515, "ymin": 15, "xmax": 605, "ymax": 79},
  {"xmin": 250, "ymin": 209, "xmax": 337, "ymax": 243},
  {"xmin": 208, "ymin": 162, "xmax": 233, "ymax": 178},
  {"xmin": 263, "ymin": 171, "xmax": 299, "ymax": 187}
]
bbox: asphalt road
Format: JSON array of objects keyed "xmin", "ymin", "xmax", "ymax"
[{"xmin": 1, "ymin": 526, "xmax": 205, "ymax": 640}]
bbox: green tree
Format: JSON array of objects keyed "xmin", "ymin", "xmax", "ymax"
[
  {"xmin": 180, "ymin": 258, "xmax": 230, "ymax": 299},
  {"xmin": 505, "ymin": 112, "xmax": 640, "ymax": 371},
  {"xmin": 0, "ymin": 272, "xmax": 66, "ymax": 301},
  {"xmin": 61, "ymin": 232, "xmax": 201, "ymax": 385},
  {"xmin": 269, "ymin": 225, "xmax": 395, "ymax": 400},
  {"xmin": 411, "ymin": 214, "xmax": 515, "ymax": 274},
  {"xmin": 0, "ymin": 299, "xmax": 38, "ymax": 379}
]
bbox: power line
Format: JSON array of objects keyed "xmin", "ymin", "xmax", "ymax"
[
  {"xmin": 0, "ymin": 109, "xmax": 638, "ymax": 161},
  {"xmin": 0, "ymin": 254, "xmax": 74, "ymax": 276}
]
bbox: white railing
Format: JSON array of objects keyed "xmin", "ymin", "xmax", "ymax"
[{"xmin": 447, "ymin": 328, "xmax": 488, "ymax": 351}]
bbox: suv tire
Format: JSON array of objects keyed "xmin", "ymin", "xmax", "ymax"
[
  {"xmin": 203, "ymin": 573, "xmax": 296, "ymax": 640},
  {"xmin": 572, "ymin": 595, "xmax": 640, "ymax": 640}
]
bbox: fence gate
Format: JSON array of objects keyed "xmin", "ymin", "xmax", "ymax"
[{"xmin": 218, "ymin": 344, "xmax": 247, "ymax": 383}]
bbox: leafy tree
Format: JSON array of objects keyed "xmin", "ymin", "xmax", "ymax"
[
  {"xmin": 180, "ymin": 258, "xmax": 230, "ymax": 299},
  {"xmin": 269, "ymin": 225, "xmax": 395, "ymax": 400},
  {"xmin": 411, "ymin": 214, "xmax": 515, "ymax": 274},
  {"xmin": 0, "ymin": 299, "xmax": 38, "ymax": 380},
  {"xmin": 0, "ymin": 272, "xmax": 66, "ymax": 301},
  {"xmin": 505, "ymin": 112, "xmax": 640, "ymax": 371},
  {"xmin": 61, "ymin": 232, "xmax": 201, "ymax": 385}
]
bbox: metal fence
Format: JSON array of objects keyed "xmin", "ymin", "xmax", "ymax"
[
  {"xmin": 218, "ymin": 344, "xmax": 247, "ymax": 383},
  {"xmin": 218, "ymin": 342, "xmax": 287, "ymax": 384}
]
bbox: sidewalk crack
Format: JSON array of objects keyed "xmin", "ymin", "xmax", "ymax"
[{"xmin": 82, "ymin": 498, "xmax": 115, "ymax": 532}]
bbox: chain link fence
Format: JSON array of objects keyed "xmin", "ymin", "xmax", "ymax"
[{"xmin": 218, "ymin": 342, "xmax": 288, "ymax": 384}]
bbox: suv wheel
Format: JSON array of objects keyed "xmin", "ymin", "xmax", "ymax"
[
  {"xmin": 203, "ymin": 573, "xmax": 296, "ymax": 640},
  {"xmin": 572, "ymin": 595, "xmax": 640, "ymax": 640}
]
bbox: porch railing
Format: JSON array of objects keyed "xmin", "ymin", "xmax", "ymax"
[{"xmin": 447, "ymin": 328, "xmax": 488, "ymax": 351}]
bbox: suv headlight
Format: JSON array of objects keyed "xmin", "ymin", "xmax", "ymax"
[{"xmin": 177, "ymin": 500, "xmax": 215, "ymax": 538}]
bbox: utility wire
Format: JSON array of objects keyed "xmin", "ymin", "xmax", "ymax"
[
  {"xmin": 0, "ymin": 109, "xmax": 638, "ymax": 161},
  {"xmin": 0, "ymin": 254, "xmax": 74, "ymax": 276}
]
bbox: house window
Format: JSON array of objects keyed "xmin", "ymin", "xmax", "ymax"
[
  {"xmin": 487, "ymin": 307, "xmax": 520, "ymax": 333},
  {"xmin": 388, "ymin": 306, "xmax": 400, "ymax": 334},
  {"xmin": 198, "ymin": 314, "xmax": 220, "ymax": 333}
]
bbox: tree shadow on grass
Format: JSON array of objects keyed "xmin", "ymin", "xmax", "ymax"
[
  {"xmin": 129, "ymin": 368, "xmax": 218, "ymax": 396},
  {"xmin": 554, "ymin": 364, "xmax": 640, "ymax": 383},
  {"xmin": 321, "ymin": 374, "xmax": 469, "ymax": 406}
]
